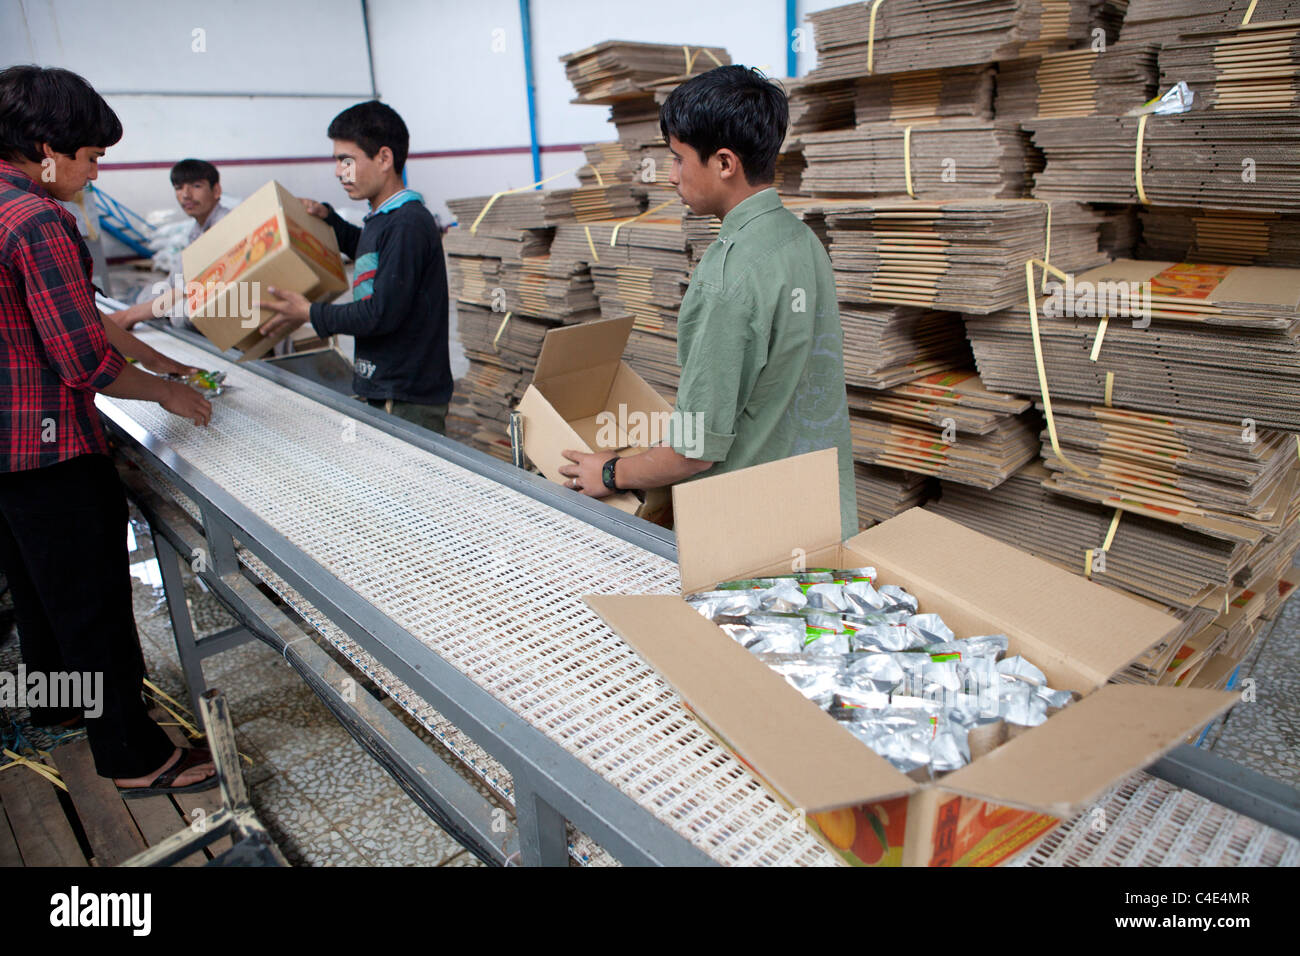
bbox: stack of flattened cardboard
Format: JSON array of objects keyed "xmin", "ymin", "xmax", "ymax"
[
  {"xmin": 786, "ymin": 76, "xmax": 857, "ymax": 143},
  {"xmin": 928, "ymin": 462, "xmax": 1249, "ymax": 609},
  {"xmin": 1118, "ymin": 0, "xmax": 1300, "ymax": 44},
  {"xmin": 561, "ymin": 40, "xmax": 730, "ymax": 104},
  {"xmin": 802, "ymin": 121, "xmax": 1035, "ymax": 198},
  {"xmin": 848, "ymin": 387, "xmax": 1039, "ymax": 490},
  {"xmin": 1158, "ymin": 21, "xmax": 1300, "ymax": 110},
  {"xmin": 854, "ymin": 65, "xmax": 995, "ymax": 124},
  {"xmin": 446, "ymin": 184, "xmax": 641, "ymax": 232},
  {"xmin": 578, "ymin": 141, "xmax": 634, "ymax": 186},
  {"xmin": 928, "ymin": 463, "xmax": 1300, "ymax": 684},
  {"xmin": 807, "ymin": 0, "xmax": 1093, "ymax": 81},
  {"xmin": 840, "ymin": 305, "xmax": 967, "ymax": 388},
  {"xmin": 1037, "ymin": 400, "xmax": 1300, "ymax": 542},
  {"xmin": 994, "ymin": 44, "xmax": 1158, "ymax": 118},
  {"xmin": 854, "ymin": 462, "xmax": 932, "ymax": 527},
  {"xmin": 1026, "ymin": 111, "xmax": 1300, "ymax": 211},
  {"xmin": 1138, "ymin": 207, "xmax": 1300, "ymax": 265},
  {"xmin": 965, "ymin": 259, "xmax": 1300, "ymax": 429},
  {"xmin": 857, "ymin": 368, "xmax": 1033, "ymax": 434},
  {"xmin": 827, "ymin": 199, "xmax": 1107, "ymax": 314}
]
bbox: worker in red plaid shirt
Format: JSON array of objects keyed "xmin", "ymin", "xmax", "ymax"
[{"xmin": 0, "ymin": 66, "xmax": 220, "ymax": 796}]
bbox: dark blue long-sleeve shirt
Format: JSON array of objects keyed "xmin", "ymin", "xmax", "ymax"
[{"xmin": 308, "ymin": 190, "xmax": 453, "ymax": 404}]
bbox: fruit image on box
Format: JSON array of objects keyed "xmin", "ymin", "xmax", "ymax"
[{"xmin": 181, "ymin": 180, "xmax": 349, "ymax": 360}]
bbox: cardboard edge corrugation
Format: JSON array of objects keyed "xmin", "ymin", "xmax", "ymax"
[{"xmin": 586, "ymin": 449, "xmax": 1237, "ymax": 824}]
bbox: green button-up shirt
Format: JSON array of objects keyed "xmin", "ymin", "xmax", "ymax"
[{"xmin": 667, "ymin": 188, "xmax": 858, "ymax": 538}]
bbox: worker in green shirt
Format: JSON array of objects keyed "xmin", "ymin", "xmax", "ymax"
[{"xmin": 560, "ymin": 65, "xmax": 857, "ymax": 538}]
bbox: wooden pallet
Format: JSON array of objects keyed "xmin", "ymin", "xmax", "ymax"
[{"xmin": 0, "ymin": 713, "xmax": 235, "ymax": 867}]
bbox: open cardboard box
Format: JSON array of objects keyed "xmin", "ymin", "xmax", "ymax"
[
  {"xmin": 182, "ymin": 180, "xmax": 349, "ymax": 361},
  {"xmin": 586, "ymin": 449, "xmax": 1237, "ymax": 866},
  {"xmin": 516, "ymin": 315, "xmax": 672, "ymax": 514}
]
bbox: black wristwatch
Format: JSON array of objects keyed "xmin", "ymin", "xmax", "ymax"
[{"xmin": 601, "ymin": 456, "xmax": 620, "ymax": 492}]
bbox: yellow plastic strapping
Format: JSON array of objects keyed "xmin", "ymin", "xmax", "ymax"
[
  {"xmin": 1134, "ymin": 113, "xmax": 1151, "ymax": 205},
  {"xmin": 1090, "ymin": 316, "xmax": 1109, "ymax": 361},
  {"xmin": 1104, "ymin": 371, "xmax": 1114, "ymax": 407},
  {"xmin": 1242, "ymin": 0, "xmax": 1259, "ymax": 25},
  {"xmin": 609, "ymin": 198, "xmax": 677, "ymax": 247},
  {"xmin": 683, "ymin": 46, "xmax": 723, "ymax": 73},
  {"xmin": 492, "ymin": 311, "xmax": 513, "ymax": 351},
  {"xmin": 1084, "ymin": 508, "xmax": 1123, "ymax": 579},
  {"xmin": 1026, "ymin": 258, "xmax": 1088, "ymax": 477},
  {"xmin": 1008, "ymin": 198, "xmax": 1054, "ymax": 290},
  {"xmin": 584, "ymin": 225, "xmax": 600, "ymax": 263},
  {"xmin": 867, "ymin": 0, "xmax": 885, "ymax": 74},
  {"xmin": 470, "ymin": 166, "xmax": 582, "ymax": 233},
  {"xmin": 1295, "ymin": 434, "xmax": 1299, "ymax": 461},
  {"xmin": 589, "ymin": 165, "xmax": 604, "ymax": 186},
  {"xmin": 1, "ymin": 749, "xmax": 68, "ymax": 792},
  {"xmin": 903, "ymin": 125, "xmax": 915, "ymax": 198}
]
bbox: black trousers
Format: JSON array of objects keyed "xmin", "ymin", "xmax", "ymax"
[{"xmin": 0, "ymin": 453, "xmax": 174, "ymax": 778}]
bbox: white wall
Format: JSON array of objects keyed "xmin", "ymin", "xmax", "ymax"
[{"xmin": 4, "ymin": 0, "xmax": 854, "ymax": 242}]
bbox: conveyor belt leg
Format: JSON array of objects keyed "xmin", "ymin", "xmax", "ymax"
[{"xmin": 511, "ymin": 771, "xmax": 569, "ymax": 867}]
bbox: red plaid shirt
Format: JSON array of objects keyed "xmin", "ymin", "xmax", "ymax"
[{"xmin": 0, "ymin": 160, "xmax": 125, "ymax": 472}]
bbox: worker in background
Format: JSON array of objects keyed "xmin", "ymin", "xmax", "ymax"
[
  {"xmin": 256, "ymin": 101, "xmax": 453, "ymax": 435},
  {"xmin": 0, "ymin": 66, "xmax": 217, "ymax": 795},
  {"xmin": 110, "ymin": 157, "xmax": 230, "ymax": 330},
  {"xmin": 560, "ymin": 66, "xmax": 858, "ymax": 537}
]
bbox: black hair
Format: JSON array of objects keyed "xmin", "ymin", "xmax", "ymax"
[
  {"xmin": 659, "ymin": 65, "xmax": 788, "ymax": 185},
  {"xmin": 327, "ymin": 100, "xmax": 409, "ymax": 174},
  {"xmin": 170, "ymin": 158, "xmax": 219, "ymax": 188},
  {"xmin": 0, "ymin": 65, "xmax": 123, "ymax": 163}
]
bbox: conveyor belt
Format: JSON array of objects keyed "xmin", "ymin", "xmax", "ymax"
[
  {"xmin": 102, "ymin": 328, "xmax": 1300, "ymax": 866},
  {"xmin": 103, "ymin": 330, "xmax": 834, "ymax": 866}
]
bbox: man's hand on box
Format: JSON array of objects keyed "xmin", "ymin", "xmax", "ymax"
[
  {"xmin": 160, "ymin": 381, "xmax": 212, "ymax": 427},
  {"xmin": 559, "ymin": 449, "xmax": 613, "ymax": 498},
  {"xmin": 257, "ymin": 286, "xmax": 311, "ymax": 338},
  {"xmin": 299, "ymin": 198, "xmax": 330, "ymax": 220}
]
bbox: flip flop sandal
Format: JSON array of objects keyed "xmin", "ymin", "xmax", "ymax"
[{"xmin": 118, "ymin": 747, "xmax": 218, "ymax": 799}]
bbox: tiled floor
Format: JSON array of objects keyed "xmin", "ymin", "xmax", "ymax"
[{"xmin": 1204, "ymin": 590, "xmax": 1300, "ymax": 788}]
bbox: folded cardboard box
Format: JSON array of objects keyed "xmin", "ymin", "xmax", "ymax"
[
  {"xmin": 516, "ymin": 315, "xmax": 672, "ymax": 515},
  {"xmin": 586, "ymin": 449, "xmax": 1236, "ymax": 866},
  {"xmin": 182, "ymin": 180, "xmax": 348, "ymax": 360}
]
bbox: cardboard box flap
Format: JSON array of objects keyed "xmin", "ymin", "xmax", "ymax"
[
  {"xmin": 533, "ymin": 314, "xmax": 635, "ymax": 384},
  {"xmin": 940, "ymin": 684, "xmax": 1236, "ymax": 816},
  {"xmin": 586, "ymin": 594, "xmax": 918, "ymax": 812},
  {"xmin": 846, "ymin": 508, "xmax": 1182, "ymax": 689},
  {"xmin": 674, "ymin": 449, "xmax": 844, "ymax": 595}
]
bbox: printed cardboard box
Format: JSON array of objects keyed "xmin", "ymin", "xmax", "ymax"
[
  {"xmin": 181, "ymin": 180, "xmax": 348, "ymax": 360},
  {"xmin": 516, "ymin": 315, "xmax": 673, "ymax": 514},
  {"xmin": 586, "ymin": 449, "xmax": 1236, "ymax": 866}
]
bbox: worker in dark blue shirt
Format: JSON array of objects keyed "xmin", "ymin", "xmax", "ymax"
[{"xmin": 259, "ymin": 101, "xmax": 452, "ymax": 434}]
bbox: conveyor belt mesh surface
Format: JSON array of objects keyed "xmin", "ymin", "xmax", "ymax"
[
  {"xmin": 108, "ymin": 332, "xmax": 1299, "ymax": 867},
  {"xmin": 1009, "ymin": 772, "xmax": 1300, "ymax": 867},
  {"xmin": 104, "ymin": 332, "xmax": 835, "ymax": 866}
]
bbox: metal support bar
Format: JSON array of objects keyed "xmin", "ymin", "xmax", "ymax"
[
  {"xmin": 511, "ymin": 771, "xmax": 570, "ymax": 867},
  {"xmin": 1149, "ymin": 744, "xmax": 1300, "ymax": 841},
  {"xmin": 151, "ymin": 531, "xmax": 209, "ymax": 712},
  {"xmin": 195, "ymin": 624, "xmax": 256, "ymax": 657},
  {"xmin": 200, "ymin": 507, "xmax": 241, "ymax": 577}
]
